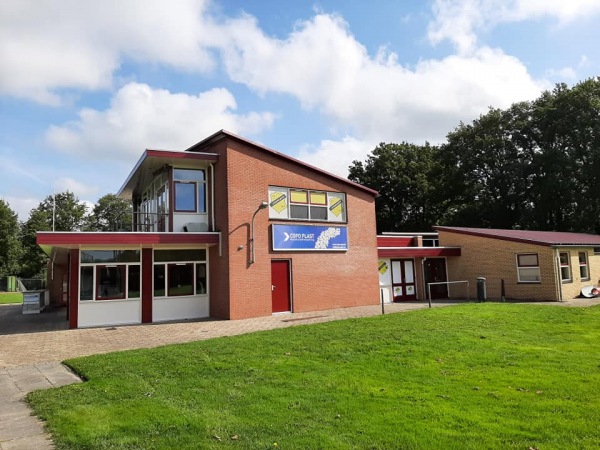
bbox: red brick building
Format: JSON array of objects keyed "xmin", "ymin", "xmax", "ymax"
[{"xmin": 38, "ymin": 131, "xmax": 380, "ymax": 328}]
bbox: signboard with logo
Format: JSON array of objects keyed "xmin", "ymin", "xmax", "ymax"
[{"xmin": 272, "ymin": 224, "xmax": 349, "ymax": 251}]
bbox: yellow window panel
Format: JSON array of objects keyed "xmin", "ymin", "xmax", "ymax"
[
  {"xmin": 290, "ymin": 190, "xmax": 308, "ymax": 203},
  {"xmin": 310, "ymin": 191, "xmax": 327, "ymax": 205}
]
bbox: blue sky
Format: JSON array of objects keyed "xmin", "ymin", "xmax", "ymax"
[{"xmin": 1, "ymin": 0, "xmax": 600, "ymax": 220}]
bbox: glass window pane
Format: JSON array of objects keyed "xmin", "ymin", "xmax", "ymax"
[
  {"xmin": 154, "ymin": 249, "xmax": 206, "ymax": 262},
  {"xmin": 96, "ymin": 266, "xmax": 126, "ymax": 300},
  {"xmin": 196, "ymin": 263, "xmax": 207, "ymax": 295},
  {"xmin": 310, "ymin": 191, "xmax": 327, "ymax": 205},
  {"xmin": 310, "ymin": 206, "xmax": 328, "ymax": 220},
  {"xmin": 290, "ymin": 205, "xmax": 309, "ymax": 219},
  {"xmin": 128, "ymin": 265, "xmax": 141, "ymax": 298},
  {"xmin": 154, "ymin": 265, "xmax": 165, "ymax": 297},
  {"xmin": 81, "ymin": 250, "xmax": 140, "ymax": 263},
  {"xmin": 290, "ymin": 190, "xmax": 308, "ymax": 203},
  {"xmin": 559, "ymin": 252, "xmax": 569, "ymax": 265},
  {"xmin": 173, "ymin": 169, "xmax": 205, "ymax": 181},
  {"xmin": 561, "ymin": 266, "xmax": 571, "ymax": 280},
  {"xmin": 580, "ymin": 265, "xmax": 589, "ymax": 279},
  {"xmin": 175, "ymin": 182, "xmax": 197, "ymax": 212},
  {"xmin": 517, "ymin": 254, "xmax": 538, "ymax": 267},
  {"xmin": 404, "ymin": 261, "xmax": 414, "ymax": 283},
  {"xmin": 168, "ymin": 263, "xmax": 194, "ymax": 296},
  {"xmin": 579, "ymin": 252, "xmax": 587, "ymax": 264},
  {"xmin": 80, "ymin": 266, "xmax": 93, "ymax": 301},
  {"xmin": 519, "ymin": 267, "xmax": 541, "ymax": 282},
  {"xmin": 391, "ymin": 261, "xmax": 402, "ymax": 283}
]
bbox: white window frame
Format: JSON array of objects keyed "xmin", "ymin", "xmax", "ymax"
[
  {"xmin": 559, "ymin": 252, "xmax": 572, "ymax": 283},
  {"xmin": 268, "ymin": 186, "xmax": 347, "ymax": 223},
  {"xmin": 153, "ymin": 249, "xmax": 208, "ymax": 298},
  {"xmin": 79, "ymin": 250, "xmax": 141, "ymax": 302},
  {"xmin": 579, "ymin": 251, "xmax": 590, "ymax": 281},
  {"xmin": 516, "ymin": 253, "xmax": 541, "ymax": 283}
]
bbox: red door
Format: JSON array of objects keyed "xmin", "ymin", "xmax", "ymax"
[
  {"xmin": 391, "ymin": 259, "xmax": 417, "ymax": 301},
  {"xmin": 271, "ymin": 260, "xmax": 291, "ymax": 313}
]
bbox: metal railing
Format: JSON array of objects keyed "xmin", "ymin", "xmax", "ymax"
[{"xmin": 114, "ymin": 211, "xmax": 169, "ymax": 232}]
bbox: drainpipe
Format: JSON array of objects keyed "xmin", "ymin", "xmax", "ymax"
[
  {"xmin": 554, "ymin": 247, "xmax": 563, "ymax": 302},
  {"xmin": 421, "ymin": 258, "xmax": 428, "ymax": 307},
  {"xmin": 210, "ymin": 163, "xmax": 215, "ymax": 232}
]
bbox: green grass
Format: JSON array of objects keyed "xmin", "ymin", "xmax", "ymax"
[
  {"xmin": 28, "ymin": 304, "xmax": 600, "ymax": 449},
  {"xmin": 0, "ymin": 292, "xmax": 23, "ymax": 304}
]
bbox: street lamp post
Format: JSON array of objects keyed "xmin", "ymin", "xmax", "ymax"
[{"xmin": 249, "ymin": 201, "xmax": 269, "ymax": 264}]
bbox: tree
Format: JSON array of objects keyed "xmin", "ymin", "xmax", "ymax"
[
  {"xmin": 0, "ymin": 199, "xmax": 22, "ymax": 280},
  {"xmin": 20, "ymin": 191, "xmax": 88, "ymax": 278},
  {"xmin": 85, "ymin": 194, "xmax": 132, "ymax": 231},
  {"xmin": 348, "ymin": 142, "xmax": 444, "ymax": 232}
]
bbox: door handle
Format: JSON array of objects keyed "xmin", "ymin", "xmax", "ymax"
[{"xmin": 272, "ymin": 285, "xmax": 275, "ymax": 291}]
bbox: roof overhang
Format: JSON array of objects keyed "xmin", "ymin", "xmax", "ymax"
[
  {"xmin": 117, "ymin": 149, "xmax": 219, "ymax": 199},
  {"xmin": 377, "ymin": 247, "xmax": 461, "ymax": 258},
  {"xmin": 37, "ymin": 231, "xmax": 221, "ymax": 258}
]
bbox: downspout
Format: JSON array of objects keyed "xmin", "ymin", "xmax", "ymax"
[
  {"xmin": 554, "ymin": 247, "xmax": 563, "ymax": 302},
  {"xmin": 210, "ymin": 163, "xmax": 215, "ymax": 232},
  {"xmin": 421, "ymin": 258, "xmax": 427, "ymax": 305}
]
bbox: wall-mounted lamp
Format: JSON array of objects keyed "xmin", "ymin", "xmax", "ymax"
[{"xmin": 249, "ymin": 201, "xmax": 269, "ymax": 264}]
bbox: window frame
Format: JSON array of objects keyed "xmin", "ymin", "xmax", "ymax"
[
  {"xmin": 269, "ymin": 186, "xmax": 347, "ymax": 223},
  {"xmin": 559, "ymin": 252, "xmax": 572, "ymax": 283},
  {"xmin": 79, "ymin": 250, "xmax": 141, "ymax": 302},
  {"xmin": 173, "ymin": 169, "xmax": 207, "ymax": 214},
  {"xmin": 578, "ymin": 251, "xmax": 590, "ymax": 281},
  {"xmin": 153, "ymin": 249, "xmax": 208, "ymax": 298},
  {"xmin": 516, "ymin": 253, "xmax": 541, "ymax": 283}
]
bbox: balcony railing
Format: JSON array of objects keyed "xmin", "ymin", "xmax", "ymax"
[{"xmin": 114, "ymin": 212, "xmax": 169, "ymax": 232}]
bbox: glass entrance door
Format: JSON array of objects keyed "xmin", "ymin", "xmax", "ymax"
[{"xmin": 391, "ymin": 259, "xmax": 417, "ymax": 301}]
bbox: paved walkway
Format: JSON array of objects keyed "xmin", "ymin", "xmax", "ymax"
[{"xmin": 1, "ymin": 298, "xmax": 599, "ymax": 449}]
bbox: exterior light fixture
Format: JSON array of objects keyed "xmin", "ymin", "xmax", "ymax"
[{"xmin": 249, "ymin": 201, "xmax": 269, "ymax": 264}]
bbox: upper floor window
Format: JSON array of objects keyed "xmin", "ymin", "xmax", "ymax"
[
  {"xmin": 268, "ymin": 186, "xmax": 346, "ymax": 223},
  {"xmin": 174, "ymin": 169, "xmax": 206, "ymax": 213}
]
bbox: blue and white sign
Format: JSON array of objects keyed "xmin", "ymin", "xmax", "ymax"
[{"xmin": 272, "ymin": 224, "xmax": 348, "ymax": 251}]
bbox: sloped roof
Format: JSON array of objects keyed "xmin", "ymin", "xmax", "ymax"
[
  {"xmin": 435, "ymin": 226, "xmax": 600, "ymax": 246},
  {"xmin": 186, "ymin": 130, "xmax": 378, "ymax": 196}
]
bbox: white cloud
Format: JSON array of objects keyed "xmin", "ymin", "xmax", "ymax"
[
  {"xmin": 0, "ymin": 0, "xmax": 217, "ymax": 104},
  {"xmin": 54, "ymin": 177, "xmax": 98, "ymax": 198},
  {"xmin": 219, "ymin": 13, "xmax": 542, "ymax": 145},
  {"xmin": 45, "ymin": 82, "xmax": 276, "ymax": 161},
  {"xmin": 2, "ymin": 195, "xmax": 40, "ymax": 221},
  {"xmin": 428, "ymin": 0, "xmax": 600, "ymax": 53},
  {"xmin": 297, "ymin": 136, "xmax": 376, "ymax": 178}
]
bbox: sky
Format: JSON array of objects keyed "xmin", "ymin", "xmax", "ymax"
[{"xmin": 1, "ymin": 0, "xmax": 600, "ymax": 220}]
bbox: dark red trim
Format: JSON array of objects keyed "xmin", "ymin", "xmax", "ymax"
[
  {"xmin": 146, "ymin": 149, "xmax": 218, "ymax": 161},
  {"xmin": 141, "ymin": 248, "xmax": 152, "ymax": 323},
  {"xmin": 168, "ymin": 167, "xmax": 174, "ymax": 232},
  {"xmin": 185, "ymin": 130, "xmax": 378, "ymax": 197},
  {"xmin": 377, "ymin": 236, "xmax": 414, "ymax": 247},
  {"xmin": 37, "ymin": 232, "xmax": 219, "ymax": 246},
  {"xmin": 69, "ymin": 249, "xmax": 79, "ymax": 329},
  {"xmin": 377, "ymin": 247, "xmax": 461, "ymax": 258}
]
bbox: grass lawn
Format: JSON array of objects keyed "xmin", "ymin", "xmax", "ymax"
[
  {"xmin": 28, "ymin": 304, "xmax": 600, "ymax": 449},
  {"xmin": 0, "ymin": 292, "xmax": 23, "ymax": 304}
]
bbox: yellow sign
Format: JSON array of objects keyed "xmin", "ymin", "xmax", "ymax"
[
  {"xmin": 270, "ymin": 192, "xmax": 287, "ymax": 213},
  {"xmin": 378, "ymin": 260, "xmax": 388, "ymax": 274},
  {"xmin": 329, "ymin": 197, "xmax": 343, "ymax": 217}
]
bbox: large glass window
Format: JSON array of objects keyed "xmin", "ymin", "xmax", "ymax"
[
  {"xmin": 269, "ymin": 186, "xmax": 346, "ymax": 222},
  {"xmin": 579, "ymin": 252, "xmax": 589, "ymax": 281},
  {"xmin": 174, "ymin": 169, "xmax": 206, "ymax": 213},
  {"xmin": 516, "ymin": 253, "xmax": 541, "ymax": 283},
  {"xmin": 79, "ymin": 249, "xmax": 140, "ymax": 301},
  {"xmin": 153, "ymin": 249, "xmax": 208, "ymax": 297},
  {"xmin": 559, "ymin": 252, "xmax": 571, "ymax": 282}
]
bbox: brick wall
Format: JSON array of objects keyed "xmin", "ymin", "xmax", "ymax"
[
  {"xmin": 207, "ymin": 137, "xmax": 380, "ymax": 319},
  {"xmin": 438, "ymin": 230, "xmax": 559, "ymax": 301}
]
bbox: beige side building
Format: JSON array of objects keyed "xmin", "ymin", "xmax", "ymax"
[{"xmin": 436, "ymin": 226, "xmax": 600, "ymax": 302}]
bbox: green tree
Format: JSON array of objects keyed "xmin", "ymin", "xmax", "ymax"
[
  {"xmin": 0, "ymin": 199, "xmax": 22, "ymax": 280},
  {"xmin": 20, "ymin": 191, "xmax": 88, "ymax": 278},
  {"xmin": 85, "ymin": 194, "xmax": 132, "ymax": 231},
  {"xmin": 348, "ymin": 142, "xmax": 444, "ymax": 232}
]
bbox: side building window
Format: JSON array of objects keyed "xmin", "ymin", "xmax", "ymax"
[
  {"xmin": 153, "ymin": 249, "xmax": 208, "ymax": 297},
  {"xmin": 579, "ymin": 252, "xmax": 589, "ymax": 281},
  {"xmin": 268, "ymin": 186, "xmax": 346, "ymax": 223},
  {"xmin": 80, "ymin": 250, "xmax": 141, "ymax": 301},
  {"xmin": 173, "ymin": 169, "xmax": 206, "ymax": 213},
  {"xmin": 559, "ymin": 252, "xmax": 571, "ymax": 282},
  {"xmin": 516, "ymin": 253, "xmax": 541, "ymax": 283}
]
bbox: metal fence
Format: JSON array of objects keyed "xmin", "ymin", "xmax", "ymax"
[{"xmin": 18, "ymin": 278, "xmax": 46, "ymax": 291}]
